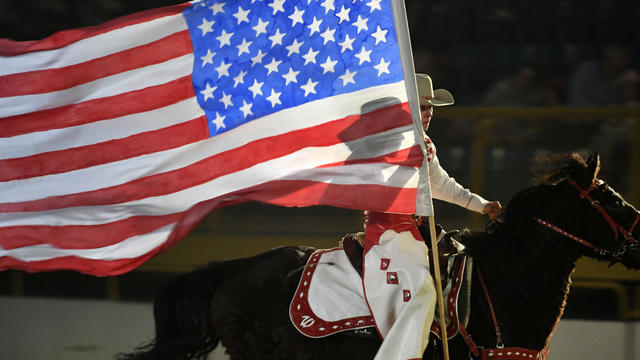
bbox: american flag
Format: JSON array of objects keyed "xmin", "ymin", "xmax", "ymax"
[{"xmin": 0, "ymin": 0, "xmax": 430, "ymax": 276}]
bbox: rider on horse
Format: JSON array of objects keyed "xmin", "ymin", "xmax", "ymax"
[{"xmin": 362, "ymin": 73, "xmax": 503, "ymax": 360}]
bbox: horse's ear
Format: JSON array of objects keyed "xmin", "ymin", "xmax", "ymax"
[{"xmin": 586, "ymin": 152, "xmax": 601, "ymax": 181}]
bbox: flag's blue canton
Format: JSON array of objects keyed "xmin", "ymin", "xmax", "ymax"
[{"xmin": 183, "ymin": 0, "xmax": 403, "ymax": 137}]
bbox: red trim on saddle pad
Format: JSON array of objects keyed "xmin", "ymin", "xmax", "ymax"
[
  {"xmin": 430, "ymin": 256, "xmax": 468, "ymax": 340},
  {"xmin": 289, "ymin": 248, "xmax": 375, "ymax": 338}
]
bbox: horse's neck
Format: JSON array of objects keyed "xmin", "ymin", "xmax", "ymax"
[{"xmin": 468, "ymin": 235, "xmax": 581, "ymax": 351}]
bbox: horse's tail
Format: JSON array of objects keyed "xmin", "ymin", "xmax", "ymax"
[{"xmin": 116, "ymin": 261, "xmax": 223, "ymax": 360}]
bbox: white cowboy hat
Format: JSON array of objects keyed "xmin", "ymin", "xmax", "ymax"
[{"xmin": 415, "ymin": 73, "xmax": 454, "ymax": 106}]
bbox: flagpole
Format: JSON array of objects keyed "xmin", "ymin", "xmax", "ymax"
[
  {"xmin": 390, "ymin": 1, "xmax": 451, "ymax": 359},
  {"xmin": 428, "ymin": 215, "xmax": 450, "ymax": 360}
]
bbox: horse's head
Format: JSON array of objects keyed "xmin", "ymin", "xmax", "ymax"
[
  {"xmin": 460, "ymin": 153, "xmax": 640, "ymax": 271},
  {"xmin": 546, "ymin": 153, "xmax": 640, "ymax": 270}
]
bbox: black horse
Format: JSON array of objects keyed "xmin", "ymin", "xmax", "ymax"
[{"xmin": 118, "ymin": 153, "xmax": 640, "ymax": 360}]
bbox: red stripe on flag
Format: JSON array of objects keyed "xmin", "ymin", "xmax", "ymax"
[
  {"xmin": 319, "ymin": 146, "xmax": 423, "ymax": 168},
  {"xmin": 0, "ymin": 213, "xmax": 183, "ymax": 250},
  {"xmin": 0, "ymin": 251, "xmax": 163, "ymax": 276},
  {"xmin": 0, "ymin": 3, "xmax": 191, "ymax": 56},
  {"xmin": 0, "ymin": 31, "xmax": 192, "ymax": 97},
  {"xmin": 242, "ymin": 180, "xmax": 418, "ymax": 214},
  {"xmin": 0, "ymin": 76, "xmax": 195, "ymax": 138},
  {"xmin": 0, "ymin": 102, "xmax": 414, "ymax": 212},
  {"xmin": 0, "ymin": 116, "xmax": 209, "ymax": 182}
]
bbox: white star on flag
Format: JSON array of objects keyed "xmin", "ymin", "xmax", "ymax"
[
  {"xmin": 288, "ymin": 6, "xmax": 305, "ymax": 27},
  {"xmin": 302, "ymin": 47, "xmax": 319, "ymax": 65},
  {"xmin": 253, "ymin": 18, "xmax": 269, "ymax": 36},
  {"xmin": 339, "ymin": 69, "xmax": 357, "ymax": 86},
  {"xmin": 269, "ymin": 0, "xmax": 286, "ymax": 15},
  {"xmin": 234, "ymin": 69, "xmax": 247, "ymax": 87},
  {"xmin": 282, "ymin": 67, "xmax": 300, "ymax": 85},
  {"xmin": 251, "ymin": 49, "xmax": 267, "ymax": 66},
  {"xmin": 200, "ymin": 82, "xmax": 217, "ymax": 100},
  {"xmin": 320, "ymin": 56, "xmax": 338, "ymax": 74},
  {"xmin": 236, "ymin": 38, "xmax": 252, "ymax": 56},
  {"xmin": 266, "ymin": 89, "xmax": 282, "ymax": 107},
  {"xmin": 216, "ymin": 29, "xmax": 233, "ymax": 47},
  {"xmin": 197, "ymin": 18, "xmax": 215, "ymax": 36},
  {"xmin": 366, "ymin": 0, "xmax": 382, "ymax": 12},
  {"xmin": 248, "ymin": 79, "xmax": 264, "ymax": 97},
  {"xmin": 269, "ymin": 28, "xmax": 286, "ymax": 47},
  {"xmin": 233, "ymin": 6, "xmax": 250, "ymax": 24},
  {"xmin": 352, "ymin": 15, "xmax": 368, "ymax": 34},
  {"xmin": 212, "ymin": 112, "xmax": 226, "ymax": 129},
  {"xmin": 214, "ymin": 60, "xmax": 232, "ymax": 78},
  {"xmin": 200, "ymin": 49, "xmax": 216, "ymax": 66},
  {"xmin": 308, "ymin": 17, "xmax": 323, "ymax": 35},
  {"xmin": 371, "ymin": 25, "xmax": 388, "ymax": 45},
  {"xmin": 320, "ymin": 27, "xmax": 336, "ymax": 45},
  {"xmin": 286, "ymin": 39, "xmax": 304, "ymax": 56},
  {"xmin": 219, "ymin": 92, "xmax": 233, "ymax": 108},
  {"xmin": 374, "ymin": 57, "xmax": 391, "ymax": 76},
  {"xmin": 338, "ymin": 34, "xmax": 355, "ymax": 52},
  {"xmin": 335, "ymin": 6, "xmax": 350, "ymax": 23},
  {"xmin": 210, "ymin": 2, "xmax": 225, "ymax": 15},
  {"xmin": 355, "ymin": 46, "xmax": 372, "ymax": 65},
  {"xmin": 239, "ymin": 100, "xmax": 253, "ymax": 118},
  {"xmin": 264, "ymin": 58, "xmax": 282, "ymax": 75},
  {"xmin": 300, "ymin": 78, "xmax": 319, "ymax": 97},
  {"xmin": 320, "ymin": 0, "xmax": 335, "ymax": 14}
]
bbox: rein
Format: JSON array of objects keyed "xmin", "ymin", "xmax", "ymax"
[
  {"xmin": 534, "ymin": 178, "xmax": 640, "ymax": 263},
  {"xmin": 457, "ymin": 268, "xmax": 548, "ymax": 360}
]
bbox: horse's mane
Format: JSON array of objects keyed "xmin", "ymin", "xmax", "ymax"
[
  {"xmin": 531, "ymin": 152, "xmax": 598, "ymax": 186},
  {"xmin": 460, "ymin": 152, "xmax": 596, "ymax": 256}
]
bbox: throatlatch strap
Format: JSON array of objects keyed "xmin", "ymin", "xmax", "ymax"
[{"xmin": 476, "ymin": 269, "xmax": 503, "ymax": 348}]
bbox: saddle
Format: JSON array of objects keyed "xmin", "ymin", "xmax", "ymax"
[
  {"xmin": 340, "ymin": 222, "xmax": 462, "ymax": 286},
  {"xmin": 289, "ymin": 238, "xmax": 472, "ymax": 340}
]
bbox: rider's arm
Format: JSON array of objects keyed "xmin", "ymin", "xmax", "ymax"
[{"xmin": 428, "ymin": 151, "xmax": 489, "ymax": 214}]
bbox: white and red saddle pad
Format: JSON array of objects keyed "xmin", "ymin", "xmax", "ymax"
[
  {"xmin": 289, "ymin": 247, "xmax": 470, "ymax": 339},
  {"xmin": 289, "ymin": 248, "xmax": 375, "ymax": 337}
]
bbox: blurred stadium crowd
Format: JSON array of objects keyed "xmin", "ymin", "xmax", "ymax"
[{"xmin": 407, "ymin": 0, "xmax": 639, "ymax": 108}]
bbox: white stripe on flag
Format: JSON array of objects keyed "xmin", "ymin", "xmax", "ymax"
[
  {"xmin": 282, "ymin": 162, "xmax": 419, "ymax": 187},
  {"xmin": 0, "ymin": 13, "xmax": 188, "ymax": 76},
  {"xmin": 0, "ymin": 54, "xmax": 194, "ymax": 118}
]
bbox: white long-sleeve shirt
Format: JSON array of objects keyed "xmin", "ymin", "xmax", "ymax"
[{"xmin": 425, "ymin": 136, "xmax": 488, "ymax": 214}]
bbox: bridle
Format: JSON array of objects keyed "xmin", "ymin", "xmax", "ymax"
[
  {"xmin": 534, "ymin": 178, "xmax": 640, "ymax": 263},
  {"xmin": 457, "ymin": 177, "xmax": 639, "ymax": 359}
]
